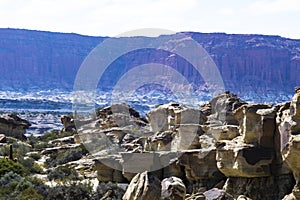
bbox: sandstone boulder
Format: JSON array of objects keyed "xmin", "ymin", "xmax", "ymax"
[
  {"xmin": 0, "ymin": 134, "xmax": 6, "ymax": 143},
  {"xmin": 203, "ymin": 91, "xmax": 247, "ymax": 125},
  {"xmin": 203, "ymin": 188, "xmax": 234, "ymax": 200},
  {"xmin": 161, "ymin": 176, "xmax": 186, "ymax": 200},
  {"xmin": 0, "ymin": 114, "xmax": 30, "ymax": 140},
  {"xmin": 290, "ymin": 88, "xmax": 300, "ymax": 134},
  {"xmin": 282, "ymin": 135, "xmax": 300, "ymax": 183},
  {"xmin": 61, "ymin": 115, "xmax": 76, "ymax": 133},
  {"xmin": 216, "ymin": 139, "xmax": 273, "ymax": 177},
  {"xmin": 122, "ymin": 171, "xmax": 161, "ymax": 200},
  {"xmin": 224, "ymin": 174, "xmax": 295, "ymax": 200},
  {"xmin": 94, "ymin": 155, "xmax": 125, "ymax": 182},
  {"xmin": 147, "ymin": 103, "xmax": 206, "ymax": 133},
  {"xmin": 233, "ymin": 104, "xmax": 276, "ymax": 147},
  {"xmin": 178, "ymin": 149, "xmax": 224, "ymax": 186}
]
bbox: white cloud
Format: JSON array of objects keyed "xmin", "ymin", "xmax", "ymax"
[
  {"xmin": 0, "ymin": 0, "xmax": 299, "ymax": 38},
  {"xmin": 249, "ymin": 0, "xmax": 300, "ymax": 15}
]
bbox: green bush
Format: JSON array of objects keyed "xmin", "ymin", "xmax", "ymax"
[
  {"xmin": 46, "ymin": 147, "xmax": 83, "ymax": 167},
  {"xmin": 28, "ymin": 153, "xmax": 42, "ymax": 161},
  {"xmin": 15, "ymin": 188, "xmax": 44, "ymax": 200},
  {"xmin": 94, "ymin": 182, "xmax": 125, "ymax": 200},
  {"xmin": 47, "ymin": 165, "xmax": 79, "ymax": 181},
  {"xmin": 45, "ymin": 182, "xmax": 93, "ymax": 200},
  {"xmin": 0, "ymin": 158, "xmax": 26, "ymax": 176},
  {"xmin": 0, "ymin": 171, "xmax": 22, "ymax": 186}
]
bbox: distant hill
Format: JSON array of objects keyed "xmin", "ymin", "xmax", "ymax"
[{"xmin": 0, "ymin": 28, "xmax": 299, "ymax": 102}]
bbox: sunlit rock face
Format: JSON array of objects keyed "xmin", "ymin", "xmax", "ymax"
[
  {"xmin": 1, "ymin": 29, "xmax": 300, "ymax": 103},
  {"xmin": 0, "ymin": 114, "xmax": 30, "ymax": 140}
]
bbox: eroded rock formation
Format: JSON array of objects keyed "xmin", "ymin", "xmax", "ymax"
[{"xmin": 0, "ymin": 114, "xmax": 30, "ymax": 140}]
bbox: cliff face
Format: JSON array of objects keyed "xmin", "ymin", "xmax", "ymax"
[
  {"xmin": 188, "ymin": 32, "xmax": 300, "ymax": 96},
  {"xmin": 0, "ymin": 28, "xmax": 105, "ymax": 90},
  {"xmin": 0, "ymin": 28, "xmax": 300, "ymax": 100}
]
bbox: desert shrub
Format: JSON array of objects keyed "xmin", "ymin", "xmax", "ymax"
[
  {"xmin": 47, "ymin": 165, "xmax": 79, "ymax": 181},
  {"xmin": 15, "ymin": 188, "xmax": 44, "ymax": 200},
  {"xmin": 39, "ymin": 130, "xmax": 60, "ymax": 142},
  {"xmin": 39, "ymin": 130, "xmax": 76, "ymax": 143},
  {"xmin": 0, "ymin": 158, "xmax": 26, "ymax": 176},
  {"xmin": 45, "ymin": 181, "xmax": 93, "ymax": 200},
  {"xmin": 0, "ymin": 171, "xmax": 22, "ymax": 186},
  {"xmin": 94, "ymin": 182, "xmax": 125, "ymax": 200},
  {"xmin": 57, "ymin": 148, "xmax": 83, "ymax": 165},
  {"xmin": 46, "ymin": 147, "xmax": 83, "ymax": 167},
  {"xmin": 28, "ymin": 152, "xmax": 42, "ymax": 161},
  {"xmin": 34, "ymin": 141, "xmax": 53, "ymax": 150},
  {"xmin": 0, "ymin": 172, "xmax": 45, "ymax": 199}
]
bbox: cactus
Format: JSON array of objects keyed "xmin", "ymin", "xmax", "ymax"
[{"xmin": 9, "ymin": 144, "xmax": 13, "ymax": 160}]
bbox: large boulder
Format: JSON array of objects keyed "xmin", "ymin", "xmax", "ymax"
[
  {"xmin": 233, "ymin": 104, "xmax": 274, "ymax": 146},
  {"xmin": 290, "ymin": 88, "xmax": 300, "ymax": 134},
  {"xmin": 203, "ymin": 188, "xmax": 234, "ymax": 200},
  {"xmin": 161, "ymin": 176, "xmax": 186, "ymax": 200},
  {"xmin": 122, "ymin": 171, "xmax": 161, "ymax": 200},
  {"xmin": 61, "ymin": 115, "xmax": 76, "ymax": 133},
  {"xmin": 178, "ymin": 149, "xmax": 224, "ymax": 186},
  {"xmin": 216, "ymin": 138, "xmax": 273, "ymax": 177},
  {"xmin": 147, "ymin": 103, "xmax": 206, "ymax": 133},
  {"xmin": 224, "ymin": 174, "xmax": 295, "ymax": 200},
  {"xmin": 282, "ymin": 135, "xmax": 300, "ymax": 183},
  {"xmin": 202, "ymin": 91, "xmax": 247, "ymax": 126},
  {"xmin": 0, "ymin": 114, "xmax": 30, "ymax": 140}
]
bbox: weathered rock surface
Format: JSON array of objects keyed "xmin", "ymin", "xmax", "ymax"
[
  {"xmin": 216, "ymin": 139, "xmax": 273, "ymax": 177},
  {"xmin": 0, "ymin": 134, "xmax": 6, "ymax": 143},
  {"xmin": 147, "ymin": 102, "xmax": 206, "ymax": 133},
  {"xmin": 122, "ymin": 171, "xmax": 161, "ymax": 200},
  {"xmin": 0, "ymin": 114, "xmax": 30, "ymax": 140},
  {"xmin": 42, "ymin": 89, "xmax": 300, "ymax": 199},
  {"xmin": 61, "ymin": 115, "xmax": 76, "ymax": 133},
  {"xmin": 203, "ymin": 188, "xmax": 234, "ymax": 200},
  {"xmin": 161, "ymin": 176, "xmax": 186, "ymax": 200},
  {"xmin": 223, "ymin": 175, "xmax": 295, "ymax": 200},
  {"xmin": 204, "ymin": 91, "xmax": 247, "ymax": 125}
]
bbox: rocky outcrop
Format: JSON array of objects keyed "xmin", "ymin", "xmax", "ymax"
[
  {"xmin": 0, "ymin": 114, "xmax": 30, "ymax": 140},
  {"xmin": 0, "ymin": 134, "xmax": 6, "ymax": 143},
  {"xmin": 161, "ymin": 176, "xmax": 186, "ymax": 200},
  {"xmin": 203, "ymin": 188, "xmax": 234, "ymax": 200},
  {"xmin": 122, "ymin": 171, "xmax": 161, "ymax": 200},
  {"xmin": 49, "ymin": 89, "xmax": 300, "ymax": 199},
  {"xmin": 60, "ymin": 115, "xmax": 76, "ymax": 133},
  {"xmin": 224, "ymin": 175, "xmax": 295, "ymax": 200}
]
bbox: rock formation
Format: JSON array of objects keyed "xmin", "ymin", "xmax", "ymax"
[
  {"xmin": 122, "ymin": 171, "xmax": 161, "ymax": 200},
  {"xmin": 0, "ymin": 114, "xmax": 30, "ymax": 140},
  {"xmin": 5, "ymin": 88, "xmax": 300, "ymax": 199},
  {"xmin": 0, "ymin": 28, "xmax": 300, "ymax": 100},
  {"xmin": 161, "ymin": 176, "xmax": 186, "ymax": 200},
  {"xmin": 78, "ymin": 89, "xmax": 300, "ymax": 199}
]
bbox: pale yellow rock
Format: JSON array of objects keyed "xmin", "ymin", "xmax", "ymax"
[
  {"xmin": 216, "ymin": 139, "xmax": 273, "ymax": 177},
  {"xmin": 122, "ymin": 171, "xmax": 161, "ymax": 200}
]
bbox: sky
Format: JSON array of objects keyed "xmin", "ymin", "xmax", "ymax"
[{"xmin": 0, "ymin": 0, "xmax": 300, "ymax": 39}]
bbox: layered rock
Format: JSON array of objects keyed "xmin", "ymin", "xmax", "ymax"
[
  {"xmin": 1, "ymin": 29, "xmax": 300, "ymax": 99},
  {"xmin": 122, "ymin": 171, "xmax": 161, "ymax": 200},
  {"xmin": 161, "ymin": 176, "xmax": 186, "ymax": 200},
  {"xmin": 62, "ymin": 89, "xmax": 300, "ymax": 199},
  {"xmin": 0, "ymin": 114, "xmax": 30, "ymax": 140}
]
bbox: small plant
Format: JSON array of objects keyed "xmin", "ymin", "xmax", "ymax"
[
  {"xmin": 46, "ymin": 147, "xmax": 83, "ymax": 167},
  {"xmin": 0, "ymin": 158, "xmax": 26, "ymax": 176},
  {"xmin": 47, "ymin": 165, "xmax": 79, "ymax": 181},
  {"xmin": 28, "ymin": 152, "xmax": 42, "ymax": 161},
  {"xmin": 94, "ymin": 182, "xmax": 125, "ymax": 200}
]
